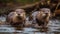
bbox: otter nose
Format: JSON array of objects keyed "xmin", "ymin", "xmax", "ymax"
[
  {"xmin": 17, "ymin": 15, "xmax": 22, "ymax": 20},
  {"xmin": 45, "ymin": 13, "xmax": 48, "ymax": 15},
  {"xmin": 45, "ymin": 13, "xmax": 48, "ymax": 14},
  {"xmin": 18, "ymin": 14, "xmax": 20, "ymax": 16}
]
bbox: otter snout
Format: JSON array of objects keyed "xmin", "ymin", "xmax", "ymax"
[
  {"xmin": 42, "ymin": 13, "xmax": 48, "ymax": 19},
  {"xmin": 17, "ymin": 14, "xmax": 22, "ymax": 20},
  {"xmin": 45, "ymin": 13, "xmax": 48, "ymax": 16},
  {"xmin": 18, "ymin": 14, "xmax": 20, "ymax": 16}
]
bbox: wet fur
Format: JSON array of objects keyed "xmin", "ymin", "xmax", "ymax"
[{"xmin": 6, "ymin": 9, "xmax": 26, "ymax": 27}]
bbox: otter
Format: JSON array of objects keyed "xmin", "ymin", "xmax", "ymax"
[
  {"xmin": 31, "ymin": 8, "xmax": 51, "ymax": 26},
  {"xmin": 6, "ymin": 9, "xmax": 26, "ymax": 27}
]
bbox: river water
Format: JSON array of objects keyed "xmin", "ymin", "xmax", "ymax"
[{"xmin": 0, "ymin": 16, "xmax": 60, "ymax": 34}]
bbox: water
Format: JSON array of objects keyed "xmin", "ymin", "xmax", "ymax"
[{"xmin": 0, "ymin": 16, "xmax": 60, "ymax": 34}]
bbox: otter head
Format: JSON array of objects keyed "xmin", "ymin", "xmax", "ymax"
[
  {"xmin": 15, "ymin": 9, "xmax": 26, "ymax": 20},
  {"xmin": 37, "ymin": 11, "xmax": 46, "ymax": 19},
  {"xmin": 40, "ymin": 8, "xmax": 51, "ymax": 18}
]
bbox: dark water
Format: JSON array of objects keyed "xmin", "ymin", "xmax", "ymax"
[{"xmin": 0, "ymin": 16, "xmax": 60, "ymax": 34}]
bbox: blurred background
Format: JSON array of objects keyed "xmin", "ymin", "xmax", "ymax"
[{"xmin": 0, "ymin": 0, "xmax": 60, "ymax": 16}]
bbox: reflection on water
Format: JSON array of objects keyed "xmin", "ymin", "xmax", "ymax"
[{"xmin": 0, "ymin": 16, "xmax": 60, "ymax": 34}]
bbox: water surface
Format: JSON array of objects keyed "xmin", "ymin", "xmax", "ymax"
[{"xmin": 0, "ymin": 16, "xmax": 60, "ymax": 34}]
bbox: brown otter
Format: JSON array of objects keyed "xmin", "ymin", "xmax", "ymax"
[
  {"xmin": 31, "ymin": 8, "xmax": 51, "ymax": 26},
  {"xmin": 37, "ymin": 8, "xmax": 51, "ymax": 26},
  {"xmin": 6, "ymin": 9, "xmax": 26, "ymax": 27}
]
